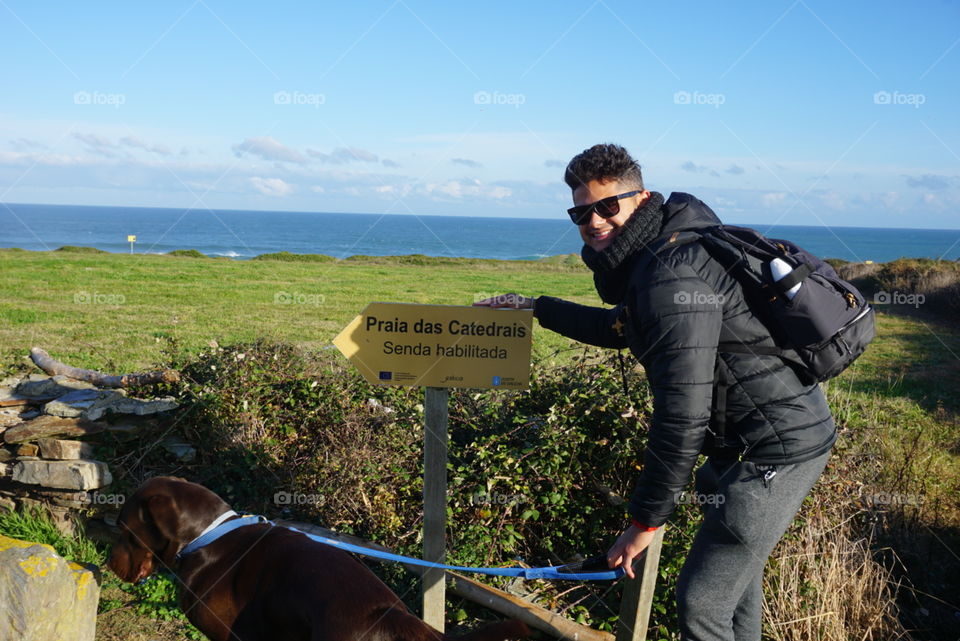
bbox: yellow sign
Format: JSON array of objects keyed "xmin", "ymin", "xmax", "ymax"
[
  {"xmin": 333, "ymin": 303, "xmax": 533, "ymax": 389},
  {"xmin": 127, "ymin": 235, "xmax": 137, "ymax": 242}
]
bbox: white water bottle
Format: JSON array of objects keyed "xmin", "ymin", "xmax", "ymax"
[{"xmin": 770, "ymin": 257, "xmax": 801, "ymax": 300}]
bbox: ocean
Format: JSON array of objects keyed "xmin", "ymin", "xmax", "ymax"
[{"xmin": 2, "ymin": 202, "xmax": 958, "ymax": 263}]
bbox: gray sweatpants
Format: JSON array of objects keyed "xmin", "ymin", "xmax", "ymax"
[{"xmin": 676, "ymin": 450, "xmax": 831, "ymax": 641}]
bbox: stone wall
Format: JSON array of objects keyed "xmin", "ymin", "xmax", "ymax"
[{"xmin": 0, "ymin": 373, "xmax": 179, "ymax": 532}]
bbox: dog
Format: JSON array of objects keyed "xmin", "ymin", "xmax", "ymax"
[{"xmin": 108, "ymin": 476, "xmax": 531, "ymax": 641}]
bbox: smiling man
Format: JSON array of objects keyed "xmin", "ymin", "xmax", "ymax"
[{"xmin": 477, "ymin": 143, "xmax": 835, "ymax": 641}]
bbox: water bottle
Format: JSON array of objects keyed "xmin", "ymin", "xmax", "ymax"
[{"xmin": 769, "ymin": 257, "xmax": 801, "ymax": 300}]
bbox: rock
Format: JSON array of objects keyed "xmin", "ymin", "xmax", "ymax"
[
  {"xmin": 12, "ymin": 460, "xmax": 112, "ymax": 491},
  {"xmin": 15, "ymin": 375, "xmax": 95, "ymax": 399},
  {"xmin": 42, "ymin": 389, "xmax": 124, "ymax": 419},
  {"xmin": 0, "ymin": 448, "xmax": 13, "ymax": 462},
  {"xmin": 83, "ymin": 394, "xmax": 178, "ymax": 421},
  {"xmin": 14, "ymin": 443, "xmax": 39, "ymax": 457},
  {"xmin": 0, "ymin": 496, "xmax": 14, "ymax": 512},
  {"xmin": 0, "ymin": 534, "xmax": 100, "ymax": 641},
  {"xmin": 3, "ymin": 416, "xmax": 107, "ymax": 444},
  {"xmin": 19, "ymin": 410, "xmax": 40, "ymax": 420},
  {"xmin": 36, "ymin": 439, "xmax": 94, "ymax": 461},
  {"xmin": 0, "ymin": 376, "xmax": 22, "ymax": 388},
  {"xmin": 0, "ymin": 394, "xmax": 43, "ymax": 408},
  {"xmin": 161, "ymin": 437, "xmax": 196, "ymax": 463},
  {"xmin": 0, "ymin": 411, "xmax": 27, "ymax": 427},
  {"xmin": 1, "ymin": 462, "xmax": 11, "ymax": 478}
]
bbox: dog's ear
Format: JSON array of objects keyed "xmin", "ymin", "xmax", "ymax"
[{"xmin": 145, "ymin": 493, "xmax": 182, "ymax": 544}]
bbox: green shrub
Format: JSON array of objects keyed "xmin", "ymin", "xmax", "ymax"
[
  {"xmin": 252, "ymin": 251, "xmax": 337, "ymax": 262},
  {"xmin": 161, "ymin": 341, "xmax": 701, "ymax": 633},
  {"xmin": 166, "ymin": 249, "xmax": 208, "ymax": 258}
]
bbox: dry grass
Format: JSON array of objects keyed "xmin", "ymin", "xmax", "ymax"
[{"xmin": 763, "ymin": 508, "xmax": 908, "ymax": 641}]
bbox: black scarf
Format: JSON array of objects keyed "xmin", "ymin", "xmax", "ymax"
[{"xmin": 580, "ymin": 191, "xmax": 666, "ymax": 304}]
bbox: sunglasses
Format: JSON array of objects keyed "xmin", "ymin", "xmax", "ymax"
[{"xmin": 567, "ymin": 190, "xmax": 643, "ymax": 225}]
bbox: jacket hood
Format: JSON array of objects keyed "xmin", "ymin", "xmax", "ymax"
[{"xmin": 660, "ymin": 192, "xmax": 722, "ymax": 235}]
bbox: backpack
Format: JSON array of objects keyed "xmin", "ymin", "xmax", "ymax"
[
  {"xmin": 653, "ymin": 224, "xmax": 875, "ymax": 453},
  {"xmin": 663, "ymin": 225, "xmax": 876, "ymax": 384}
]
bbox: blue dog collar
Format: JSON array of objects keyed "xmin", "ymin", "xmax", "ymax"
[{"xmin": 176, "ymin": 513, "xmax": 269, "ymax": 560}]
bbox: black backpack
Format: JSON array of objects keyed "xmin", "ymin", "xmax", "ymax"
[
  {"xmin": 665, "ymin": 225, "xmax": 876, "ymax": 383},
  {"xmin": 652, "ymin": 225, "xmax": 875, "ymax": 453}
]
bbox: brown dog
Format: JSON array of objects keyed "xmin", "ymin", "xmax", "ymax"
[{"xmin": 108, "ymin": 477, "xmax": 531, "ymax": 641}]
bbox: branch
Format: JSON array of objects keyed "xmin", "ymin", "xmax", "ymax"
[{"xmin": 29, "ymin": 347, "xmax": 180, "ymax": 388}]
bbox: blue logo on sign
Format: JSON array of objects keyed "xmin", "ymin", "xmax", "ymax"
[
  {"xmin": 379, "ymin": 371, "xmax": 393, "ymax": 381},
  {"xmin": 492, "ymin": 376, "xmax": 501, "ymax": 386}
]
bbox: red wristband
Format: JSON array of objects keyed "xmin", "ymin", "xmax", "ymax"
[{"xmin": 630, "ymin": 518, "xmax": 660, "ymax": 532}]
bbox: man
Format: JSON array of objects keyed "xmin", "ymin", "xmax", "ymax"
[{"xmin": 477, "ymin": 144, "xmax": 835, "ymax": 641}]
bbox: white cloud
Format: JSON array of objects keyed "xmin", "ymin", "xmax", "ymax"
[
  {"xmin": 232, "ymin": 137, "xmax": 307, "ymax": 164},
  {"xmin": 119, "ymin": 135, "xmax": 172, "ymax": 156},
  {"xmin": 249, "ymin": 176, "xmax": 294, "ymax": 197},
  {"xmin": 307, "ymin": 147, "xmax": 380, "ymax": 164},
  {"xmin": 761, "ymin": 192, "xmax": 788, "ymax": 207}
]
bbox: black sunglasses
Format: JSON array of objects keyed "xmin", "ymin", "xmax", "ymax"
[{"xmin": 567, "ymin": 190, "xmax": 643, "ymax": 225}]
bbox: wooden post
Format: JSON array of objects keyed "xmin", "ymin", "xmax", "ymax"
[
  {"xmin": 422, "ymin": 386, "xmax": 449, "ymax": 632},
  {"xmin": 615, "ymin": 528, "xmax": 665, "ymax": 641}
]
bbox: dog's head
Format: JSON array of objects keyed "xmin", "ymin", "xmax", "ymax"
[{"xmin": 107, "ymin": 476, "xmax": 231, "ymax": 583}]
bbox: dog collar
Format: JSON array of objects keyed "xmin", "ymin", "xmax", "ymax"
[{"xmin": 176, "ymin": 512, "xmax": 268, "ymax": 561}]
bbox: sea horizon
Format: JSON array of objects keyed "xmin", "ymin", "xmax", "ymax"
[{"xmin": 2, "ymin": 201, "xmax": 959, "ymax": 263}]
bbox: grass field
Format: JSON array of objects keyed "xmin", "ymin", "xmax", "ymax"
[
  {"xmin": 0, "ymin": 248, "xmax": 595, "ymax": 371},
  {"xmin": 1, "ymin": 247, "xmax": 958, "ymax": 640}
]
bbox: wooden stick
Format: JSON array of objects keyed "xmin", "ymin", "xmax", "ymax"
[{"xmin": 29, "ymin": 347, "xmax": 179, "ymax": 388}]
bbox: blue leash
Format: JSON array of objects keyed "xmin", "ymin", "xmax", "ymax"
[{"xmin": 177, "ymin": 514, "xmax": 625, "ymax": 581}]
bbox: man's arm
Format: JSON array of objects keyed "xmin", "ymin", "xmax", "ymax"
[
  {"xmin": 475, "ymin": 294, "xmax": 628, "ymax": 349},
  {"xmin": 626, "ymin": 264, "xmax": 722, "ymax": 528}
]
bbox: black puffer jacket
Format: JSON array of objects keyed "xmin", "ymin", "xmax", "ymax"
[{"xmin": 535, "ymin": 193, "xmax": 836, "ymax": 528}]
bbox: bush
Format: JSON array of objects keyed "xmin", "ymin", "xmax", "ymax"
[
  {"xmin": 252, "ymin": 251, "xmax": 337, "ymax": 262},
  {"xmin": 166, "ymin": 249, "xmax": 208, "ymax": 258}
]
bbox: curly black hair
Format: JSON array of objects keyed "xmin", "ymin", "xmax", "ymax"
[{"xmin": 563, "ymin": 143, "xmax": 644, "ymax": 192}]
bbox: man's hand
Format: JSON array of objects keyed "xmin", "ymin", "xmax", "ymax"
[
  {"xmin": 607, "ymin": 525, "xmax": 658, "ymax": 579},
  {"xmin": 472, "ymin": 293, "xmax": 535, "ymax": 309}
]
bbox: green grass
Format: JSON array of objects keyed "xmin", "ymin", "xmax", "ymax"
[
  {"xmin": 0, "ymin": 248, "xmax": 596, "ymax": 372},
  {"xmin": 0, "ymin": 505, "xmax": 102, "ymax": 566}
]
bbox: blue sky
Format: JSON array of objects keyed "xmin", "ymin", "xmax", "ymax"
[{"xmin": 1, "ymin": 0, "xmax": 958, "ymax": 228}]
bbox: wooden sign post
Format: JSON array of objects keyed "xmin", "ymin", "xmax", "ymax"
[
  {"xmin": 334, "ymin": 302, "xmax": 664, "ymax": 638},
  {"xmin": 334, "ymin": 303, "xmax": 534, "ymax": 631}
]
